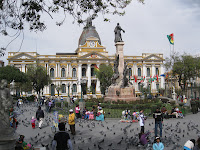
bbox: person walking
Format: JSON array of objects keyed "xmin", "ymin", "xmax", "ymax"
[
  {"xmin": 36, "ymin": 106, "xmax": 44, "ymax": 129},
  {"xmin": 68, "ymin": 109, "xmax": 75, "ymax": 135},
  {"xmin": 139, "ymin": 110, "xmax": 145, "ymax": 133},
  {"xmin": 153, "ymin": 108, "xmax": 163, "ymax": 137},
  {"xmin": 153, "ymin": 137, "xmax": 164, "ymax": 150},
  {"xmin": 52, "ymin": 122, "xmax": 73, "ymax": 150},
  {"xmin": 31, "ymin": 116, "xmax": 37, "ymax": 129}
]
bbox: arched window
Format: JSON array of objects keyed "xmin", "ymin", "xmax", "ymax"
[
  {"xmin": 129, "ymin": 68, "xmax": 132, "ymax": 77},
  {"xmin": 147, "ymin": 68, "xmax": 150, "ymax": 77},
  {"xmin": 72, "ymin": 68, "xmax": 76, "ymax": 77},
  {"xmin": 61, "ymin": 68, "xmax": 65, "ymax": 77},
  {"xmin": 61, "ymin": 84, "xmax": 66, "ymax": 93},
  {"xmin": 138, "ymin": 68, "xmax": 141, "ymax": 77},
  {"xmin": 73, "ymin": 84, "xmax": 77, "ymax": 93},
  {"xmin": 50, "ymin": 68, "xmax": 54, "ymax": 77},
  {"xmin": 156, "ymin": 68, "xmax": 159, "ymax": 75},
  {"xmin": 82, "ymin": 68, "xmax": 86, "ymax": 77}
]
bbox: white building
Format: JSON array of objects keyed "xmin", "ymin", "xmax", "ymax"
[{"xmin": 7, "ymin": 23, "xmax": 165, "ymax": 98}]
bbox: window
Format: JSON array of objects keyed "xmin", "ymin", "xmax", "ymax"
[
  {"xmin": 147, "ymin": 68, "xmax": 150, "ymax": 77},
  {"xmin": 156, "ymin": 68, "xmax": 159, "ymax": 75},
  {"xmin": 72, "ymin": 84, "xmax": 77, "ymax": 93},
  {"xmin": 61, "ymin": 84, "xmax": 66, "ymax": 93},
  {"xmin": 91, "ymin": 68, "xmax": 95, "ymax": 76},
  {"xmin": 50, "ymin": 68, "xmax": 54, "ymax": 77},
  {"xmin": 82, "ymin": 68, "xmax": 86, "ymax": 77},
  {"xmin": 129, "ymin": 68, "xmax": 132, "ymax": 77},
  {"xmin": 138, "ymin": 68, "xmax": 141, "ymax": 76},
  {"xmin": 61, "ymin": 68, "xmax": 65, "ymax": 77},
  {"xmin": 51, "ymin": 84, "xmax": 55, "ymax": 96},
  {"xmin": 72, "ymin": 68, "xmax": 76, "ymax": 77}
]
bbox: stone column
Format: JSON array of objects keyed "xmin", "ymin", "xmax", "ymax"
[
  {"xmin": 58, "ymin": 63, "xmax": 60, "ymax": 77},
  {"xmin": 143, "ymin": 64, "xmax": 147, "ymax": 87},
  {"xmin": 77, "ymin": 64, "xmax": 82, "ymax": 96},
  {"xmin": 21, "ymin": 64, "xmax": 25, "ymax": 73},
  {"xmin": 87, "ymin": 64, "xmax": 91, "ymax": 90},
  {"xmin": 152, "ymin": 64, "xmax": 156, "ymax": 93},
  {"xmin": 115, "ymin": 42, "xmax": 125, "ymax": 79},
  {"xmin": 55, "ymin": 63, "xmax": 58, "ymax": 77},
  {"xmin": 160, "ymin": 64, "xmax": 165, "ymax": 89},
  {"xmin": 133, "ymin": 63, "xmax": 138, "ymax": 91}
]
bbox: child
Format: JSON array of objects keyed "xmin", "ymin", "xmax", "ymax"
[
  {"xmin": 89, "ymin": 110, "xmax": 94, "ymax": 120},
  {"xmin": 31, "ymin": 116, "xmax": 37, "ymax": 129},
  {"xmin": 153, "ymin": 137, "xmax": 164, "ymax": 150}
]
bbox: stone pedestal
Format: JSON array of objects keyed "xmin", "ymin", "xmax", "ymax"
[
  {"xmin": 115, "ymin": 42, "xmax": 124, "ymax": 79},
  {"xmin": 79, "ymin": 101, "xmax": 85, "ymax": 113},
  {"xmin": 0, "ymin": 128, "xmax": 16, "ymax": 150},
  {"xmin": 105, "ymin": 85, "xmax": 140, "ymax": 102}
]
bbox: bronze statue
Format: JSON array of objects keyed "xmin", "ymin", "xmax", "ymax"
[
  {"xmin": 111, "ymin": 55, "xmax": 120, "ymax": 85},
  {"xmin": 121, "ymin": 62, "xmax": 129, "ymax": 88},
  {"xmin": 85, "ymin": 17, "xmax": 93, "ymax": 28},
  {"xmin": 114, "ymin": 23, "xmax": 125, "ymax": 43}
]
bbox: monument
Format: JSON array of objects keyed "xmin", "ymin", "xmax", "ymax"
[
  {"xmin": 105, "ymin": 23, "xmax": 140, "ymax": 102},
  {"xmin": 0, "ymin": 80, "xmax": 16, "ymax": 150}
]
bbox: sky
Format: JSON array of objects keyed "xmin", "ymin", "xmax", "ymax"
[{"xmin": 1, "ymin": 0, "xmax": 200, "ymax": 65}]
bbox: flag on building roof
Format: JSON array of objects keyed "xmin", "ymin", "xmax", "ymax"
[
  {"xmin": 167, "ymin": 33, "xmax": 174, "ymax": 45},
  {"xmin": 94, "ymin": 65, "xmax": 99, "ymax": 71},
  {"xmin": 134, "ymin": 75, "xmax": 137, "ymax": 83}
]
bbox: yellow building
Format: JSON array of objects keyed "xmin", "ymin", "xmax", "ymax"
[{"xmin": 7, "ymin": 23, "xmax": 165, "ymax": 98}]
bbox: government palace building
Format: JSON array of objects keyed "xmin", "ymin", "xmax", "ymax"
[{"xmin": 7, "ymin": 22, "xmax": 165, "ymax": 98}]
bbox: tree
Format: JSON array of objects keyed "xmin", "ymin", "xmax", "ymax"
[
  {"xmin": 95, "ymin": 64, "xmax": 113, "ymax": 95},
  {"xmin": 0, "ymin": 0, "xmax": 144, "ymax": 56},
  {"xmin": 26, "ymin": 64, "xmax": 51, "ymax": 99},
  {"xmin": 0, "ymin": 65, "xmax": 27, "ymax": 83}
]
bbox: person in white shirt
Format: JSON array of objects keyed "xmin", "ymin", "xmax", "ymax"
[{"xmin": 139, "ymin": 110, "xmax": 145, "ymax": 133}]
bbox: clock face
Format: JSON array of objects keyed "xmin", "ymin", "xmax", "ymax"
[{"xmin": 89, "ymin": 41, "xmax": 95, "ymax": 47}]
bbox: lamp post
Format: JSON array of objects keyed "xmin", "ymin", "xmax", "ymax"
[
  {"xmin": 67, "ymin": 83, "xmax": 70, "ymax": 98},
  {"xmin": 190, "ymin": 78, "xmax": 194, "ymax": 99}
]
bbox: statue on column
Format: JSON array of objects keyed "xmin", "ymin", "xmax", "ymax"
[
  {"xmin": 114, "ymin": 23, "xmax": 125, "ymax": 43},
  {"xmin": 84, "ymin": 17, "xmax": 93, "ymax": 28},
  {"xmin": 0, "ymin": 79, "xmax": 14, "ymax": 134}
]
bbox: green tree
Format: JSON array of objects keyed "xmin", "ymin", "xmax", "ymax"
[
  {"xmin": 0, "ymin": 65, "xmax": 27, "ymax": 83},
  {"xmin": 27, "ymin": 65, "xmax": 51, "ymax": 99},
  {"xmin": 95, "ymin": 64, "xmax": 113, "ymax": 95}
]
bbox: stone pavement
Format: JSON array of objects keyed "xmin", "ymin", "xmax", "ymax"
[{"xmin": 15, "ymin": 103, "xmax": 200, "ymax": 150}]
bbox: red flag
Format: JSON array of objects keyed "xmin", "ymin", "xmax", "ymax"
[{"xmin": 134, "ymin": 75, "xmax": 137, "ymax": 83}]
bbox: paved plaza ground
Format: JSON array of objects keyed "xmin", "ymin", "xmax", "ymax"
[{"xmin": 15, "ymin": 103, "xmax": 200, "ymax": 150}]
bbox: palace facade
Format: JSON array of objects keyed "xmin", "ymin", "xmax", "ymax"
[{"xmin": 8, "ymin": 24, "xmax": 165, "ymax": 98}]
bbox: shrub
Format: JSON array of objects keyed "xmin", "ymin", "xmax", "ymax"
[
  {"xmin": 179, "ymin": 102, "xmax": 184, "ymax": 107},
  {"xmin": 27, "ymin": 95, "xmax": 35, "ymax": 101},
  {"xmin": 55, "ymin": 102, "xmax": 61, "ymax": 108}
]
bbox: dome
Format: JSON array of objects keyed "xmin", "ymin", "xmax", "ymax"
[{"xmin": 78, "ymin": 26, "xmax": 101, "ymax": 46}]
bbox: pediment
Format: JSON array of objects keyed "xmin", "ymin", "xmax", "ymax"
[
  {"xmin": 78, "ymin": 51, "xmax": 109, "ymax": 60},
  {"xmin": 143, "ymin": 54, "xmax": 163, "ymax": 61},
  {"xmin": 8, "ymin": 52, "xmax": 36, "ymax": 60}
]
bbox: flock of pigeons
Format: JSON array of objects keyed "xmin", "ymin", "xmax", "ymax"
[{"xmin": 15, "ymin": 103, "xmax": 200, "ymax": 150}]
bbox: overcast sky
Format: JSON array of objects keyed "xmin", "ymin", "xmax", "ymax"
[{"xmin": 1, "ymin": 0, "xmax": 200, "ymax": 65}]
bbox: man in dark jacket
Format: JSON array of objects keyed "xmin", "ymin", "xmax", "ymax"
[
  {"xmin": 36, "ymin": 106, "xmax": 44, "ymax": 129},
  {"xmin": 52, "ymin": 123, "xmax": 73, "ymax": 150},
  {"xmin": 153, "ymin": 108, "xmax": 163, "ymax": 137}
]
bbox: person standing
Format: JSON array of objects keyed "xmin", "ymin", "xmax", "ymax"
[
  {"xmin": 139, "ymin": 110, "xmax": 145, "ymax": 133},
  {"xmin": 75, "ymin": 105, "xmax": 81, "ymax": 119},
  {"xmin": 52, "ymin": 122, "xmax": 73, "ymax": 150},
  {"xmin": 153, "ymin": 137, "xmax": 164, "ymax": 150},
  {"xmin": 153, "ymin": 108, "xmax": 163, "ymax": 137},
  {"xmin": 68, "ymin": 109, "xmax": 75, "ymax": 135},
  {"xmin": 36, "ymin": 106, "xmax": 44, "ymax": 129}
]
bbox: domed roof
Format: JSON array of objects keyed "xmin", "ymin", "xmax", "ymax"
[{"xmin": 78, "ymin": 26, "xmax": 101, "ymax": 46}]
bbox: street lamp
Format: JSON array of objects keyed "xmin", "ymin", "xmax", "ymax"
[
  {"xmin": 67, "ymin": 82, "xmax": 70, "ymax": 98},
  {"xmin": 190, "ymin": 78, "xmax": 194, "ymax": 99},
  {"xmin": 80, "ymin": 79, "xmax": 87, "ymax": 102}
]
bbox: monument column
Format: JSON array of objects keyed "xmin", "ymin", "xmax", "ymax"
[
  {"xmin": 115, "ymin": 42, "xmax": 125, "ymax": 78},
  {"xmin": 87, "ymin": 64, "xmax": 91, "ymax": 90},
  {"xmin": 133, "ymin": 63, "xmax": 138, "ymax": 91},
  {"xmin": 152, "ymin": 64, "xmax": 156, "ymax": 93}
]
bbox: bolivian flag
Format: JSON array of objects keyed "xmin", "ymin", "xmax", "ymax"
[
  {"xmin": 167, "ymin": 33, "xmax": 174, "ymax": 45},
  {"xmin": 94, "ymin": 65, "xmax": 99, "ymax": 71}
]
